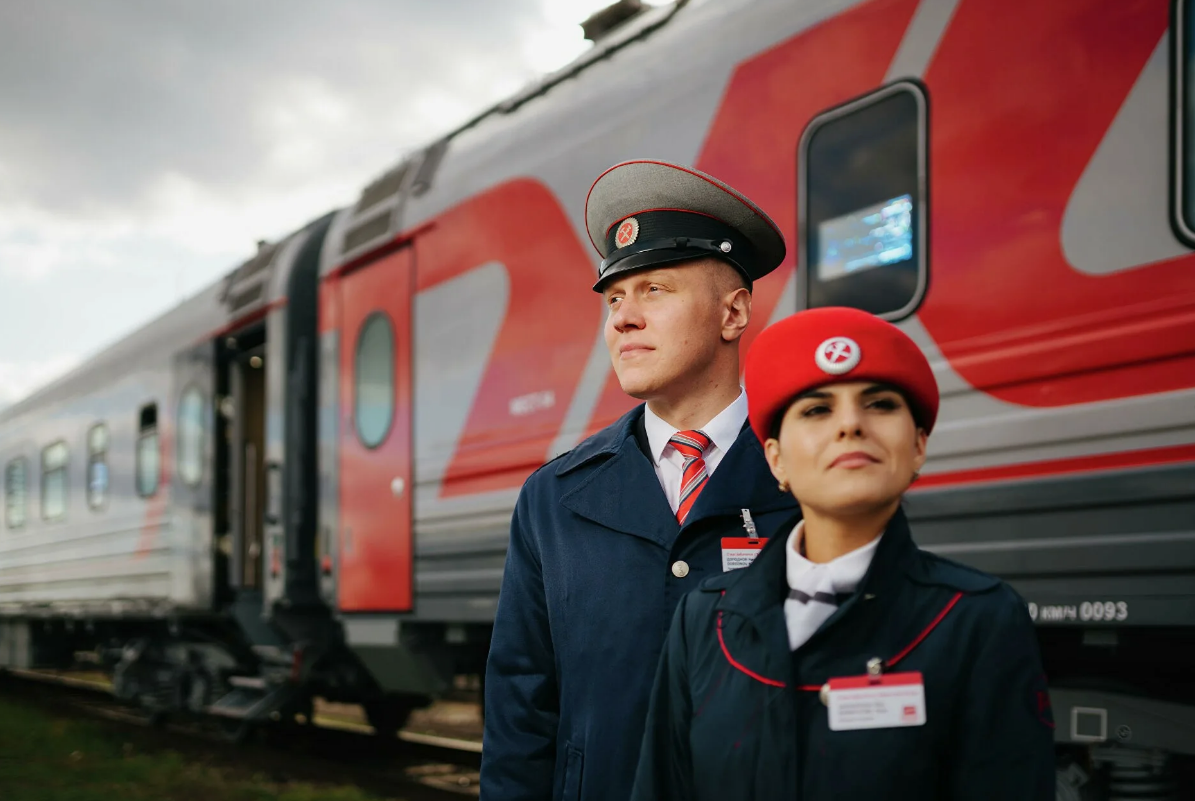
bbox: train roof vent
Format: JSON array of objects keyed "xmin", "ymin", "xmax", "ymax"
[
  {"xmin": 221, "ymin": 240, "xmax": 279, "ymax": 313},
  {"xmin": 342, "ymin": 209, "xmax": 393, "ymax": 254},
  {"xmin": 356, "ymin": 162, "xmax": 410, "ymax": 214},
  {"xmin": 583, "ymin": 0, "xmax": 645, "ymax": 41}
]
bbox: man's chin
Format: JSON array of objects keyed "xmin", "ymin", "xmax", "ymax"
[{"xmin": 614, "ymin": 375, "xmax": 657, "ymax": 402}]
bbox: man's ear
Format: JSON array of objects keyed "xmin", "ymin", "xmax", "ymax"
[{"xmin": 722, "ymin": 287, "xmax": 752, "ymax": 343}]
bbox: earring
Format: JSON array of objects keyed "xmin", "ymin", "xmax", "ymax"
[{"xmin": 778, "ymin": 480, "xmax": 789, "ymax": 493}]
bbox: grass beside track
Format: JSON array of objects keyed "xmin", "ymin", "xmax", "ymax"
[{"xmin": 0, "ymin": 695, "xmax": 395, "ymax": 801}]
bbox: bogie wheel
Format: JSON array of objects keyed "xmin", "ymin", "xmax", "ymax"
[
  {"xmin": 216, "ymin": 717, "xmax": 255, "ymax": 745},
  {"xmin": 364, "ymin": 699, "xmax": 417, "ymax": 739}
]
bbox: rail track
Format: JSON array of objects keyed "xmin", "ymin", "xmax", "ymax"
[{"xmin": 0, "ymin": 668, "xmax": 482, "ymax": 798}]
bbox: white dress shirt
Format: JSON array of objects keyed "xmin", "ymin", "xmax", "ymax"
[
  {"xmin": 643, "ymin": 390, "xmax": 749, "ymax": 514},
  {"xmin": 784, "ymin": 520, "xmax": 881, "ymax": 651}
]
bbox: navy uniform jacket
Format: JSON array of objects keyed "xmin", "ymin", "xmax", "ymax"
[
  {"xmin": 480, "ymin": 405, "xmax": 799, "ymax": 801},
  {"xmin": 631, "ymin": 509, "xmax": 1055, "ymax": 801}
]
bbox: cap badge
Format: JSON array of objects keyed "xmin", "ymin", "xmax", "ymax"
[
  {"xmin": 614, "ymin": 217, "xmax": 640, "ymax": 249},
  {"xmin": 815, "ymin": 336, "xmax": 861, "ymax": 375}
]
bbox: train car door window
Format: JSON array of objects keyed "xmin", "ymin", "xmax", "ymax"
[
  {"xmin": 799, "ymin": 80, "xmax": 928, "ymax": 320},
  {"xmin": 86, "ymin": 423, "xmax": 108, "ymax": 510},
  {"xmin": 41, "ymin": 441, "xmax": 68, "ymax": 522},
  {"xmin": 354, "ymin": 312, "xmax": 395, "ymax": 449},
  {"xmin": 1172, "ymin": 0, "xmax": 1195, "ymax": 245},
  {"xmin": 136, "ymin": 403, "xmax": 160, "ymax": 498},
  {"xmin": 177, "ymin": 386, "xmax": 206, "ymax": 486},
  {"xmin": 4, "ymin": 458, "xmax": 27, "ymax": 530}
]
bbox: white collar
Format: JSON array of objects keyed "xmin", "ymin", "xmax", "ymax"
[
  {"xmin": 643, "ymin": 390, "xmax": 748, "ymax": 466},
  {"xmin": 785, "ymin": 520, "xmax": 882, "ymax": 596}
]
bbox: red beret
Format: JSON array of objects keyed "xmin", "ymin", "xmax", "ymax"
[{"xmin": 744, "ymin": 307, "xmax": 939, "ymax": 443}]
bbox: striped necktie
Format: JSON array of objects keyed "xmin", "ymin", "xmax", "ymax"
[{"xmin": 670, "ymin": 430, "xmax": 712, "ymax": 525}]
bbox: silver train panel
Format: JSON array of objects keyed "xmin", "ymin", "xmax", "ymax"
[{"xmin": 0, "ymin": 283, "xmax": 227, "ymax": 615}]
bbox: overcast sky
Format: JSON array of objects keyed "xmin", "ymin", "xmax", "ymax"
[{"xmin": 0, "ymin": 0, "xmax": 621, "ymax": 408}]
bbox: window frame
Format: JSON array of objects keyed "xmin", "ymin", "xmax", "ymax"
[
  {"xmin": 4, "ymin": 457, "xmax": 28, "ymax": 531},
  {"xmin": 797, "ymin": 78, "xmax": 930, "ymax": 322},
  {"xmin": 136, "ymin": 403, "xmax": 161, "ymax": 498},
  {"xmin": 86, "ymin": 422, "xmax": 109, "ymax": 511},
  {"xmin": 1171, "ymin": 0, "xmax": 1195, "ymax": 246},
  {"xmin": 40, "ymin": 440, "xmax": 69, "ymax": 522},
  {"xmin": 176, "ymin": 385, "xmax": 206, "ymax": 487},
  {"xmin": 353, "ymin": 311, "xmax": 396, "ymax": 450}
]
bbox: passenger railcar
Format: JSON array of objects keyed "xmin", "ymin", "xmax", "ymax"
[{"xmin": 1, "ymin": 0, "xmax": 1193, "ymax": 791}]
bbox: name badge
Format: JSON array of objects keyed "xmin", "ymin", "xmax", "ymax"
[
  {"xmin": 721, "ymin": 537, "xmax": 766, "ymax": 571},
  {"xmin": 827, "ymin": 672, "xmax": 926, "ymax": 731}
]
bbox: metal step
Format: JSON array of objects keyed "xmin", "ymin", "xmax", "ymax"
[
  {"xmin": 250, "ymin": 645, "xmax": 293, "ymax": 666},
  {"xmin": 207, "ymin": 682, "xmax": 297, "ymax": 722}
]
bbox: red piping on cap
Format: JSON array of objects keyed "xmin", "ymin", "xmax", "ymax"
[{"xmin": 584, "ymin": 159, "xmax": 785, "ymax": 253}]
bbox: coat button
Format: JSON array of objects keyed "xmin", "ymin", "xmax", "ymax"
[{"xmin": 671, "ymin": 560, "xmax": 690, "ymax": 578}]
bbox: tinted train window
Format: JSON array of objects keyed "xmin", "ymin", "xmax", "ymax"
[
  {"xmin": 177, "ymin": 386, "xmax": 205, "ymax": 486},
  {"xmin": 4, "ymin": 459, "xmax": 27, "ymax": 530},
  {"xmin": 1173, "ymin": 0, "xmax": 1195, "ymax": 244},
  {"xmin": 354, "ymin": 312, "xmax": 394, "ymax": 449},
  {"xmin": 137, "ymin": 403, "xmax": 160, "ymax": 497},
  {"xmin": 87, "ymin": 423, "xmax": 109, "ymax": 510},
  {"xmin": 41, "ymin": 441, "xmax": 68, "ymax": 521},
  {"xmin": 800, "ymin": 80, "xmax": 928, "ymax": 320}
]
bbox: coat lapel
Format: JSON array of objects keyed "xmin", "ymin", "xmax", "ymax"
[
  {"xmin": 711, "ymin": 527, "xmax": 795, "ymax": 679},
  {"xmin": 682, "ymin": 424, "xmax": 794, "ymax": 530},
  {"xmin": 556, "ymin": 406, "xmax": 679, "ymax": 548},
  {"xmin": 716, "ymin": 509, "xmax": 922, "ymax": 664},
  {"xmin": 555, "ymin": 410, "xmax": 797, "ymax": 550}
]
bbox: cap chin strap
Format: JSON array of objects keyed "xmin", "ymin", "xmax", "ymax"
[{"xmin": 594, "ymin": 237, "xmax": 754, "ymax": 291}]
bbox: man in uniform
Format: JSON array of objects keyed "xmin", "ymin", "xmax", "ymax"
[{"xmin": 480, "ymin": 160, "xmax": 800, "ymax": 801}]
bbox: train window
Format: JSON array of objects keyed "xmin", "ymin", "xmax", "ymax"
[
  {"xmin": 799, "ymin": 80, "xmax": 928, "ymax": 320},
  {"xmin": 354, "ymin": 312, "xmax": 395, "ymax": 449},
  {"xmin": 4, "ymin": 458, "xmax": 27, "ymax": 530},
  {"xmin": 41, "ymin": 441, "xmax": 69, "ymax": 522},
  {"xmin": 136, "ymin": 403, "xmax": 160, "ymax": 497},
  {"xmin": 177, "ymin": 386, "xmax": 205, "ymax": 486},
  {"xmin": 87, "ymin": 423, "xmax": 109, "ymax": 510},
  {"xmin": 1173, "ymin": 0, "xmax": 1195, "ymax": 245}
]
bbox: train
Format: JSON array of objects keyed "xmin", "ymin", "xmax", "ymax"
[{"xmin": 1, "ymin": 0, "xmax": 1193, "ymax": 794}]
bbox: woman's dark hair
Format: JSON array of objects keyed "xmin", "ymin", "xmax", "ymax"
[{"xmin": 765, "ymin": 383, "xmax": 923, "ymax": 440}]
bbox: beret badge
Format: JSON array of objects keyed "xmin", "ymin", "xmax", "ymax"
[{"xmin": 814, "ymin": 336, "xmax": 862, "ymax": 375}]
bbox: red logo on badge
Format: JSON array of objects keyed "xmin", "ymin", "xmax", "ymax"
[
  {"xmin": 902, "ymin": 705, "xmax": 917, "ymax": 720},
  {"xmin": 814, "ymin": 336, "xmax": 861, "ymax": 375},
  {"xmin": 615, "ymin": 217, "xmax": 639, "ymax": 249}
]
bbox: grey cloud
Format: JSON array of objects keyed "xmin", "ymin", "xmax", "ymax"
[{"xmin": 0, "ymin": 0, "xmax": 546, "ymax": 215}]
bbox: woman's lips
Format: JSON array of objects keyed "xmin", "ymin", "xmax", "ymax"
[{"xmin": 829, "ymin": 451, "xmax": 880, "ymax": 469}]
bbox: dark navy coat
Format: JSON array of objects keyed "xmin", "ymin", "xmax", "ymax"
[
  {"xmin": 480, "ymin": 405, "xmax": 799, "ymax": 801},
  {"xmin": 631, "ymin": 509, "xmax": 1056, "ymax": 801}
]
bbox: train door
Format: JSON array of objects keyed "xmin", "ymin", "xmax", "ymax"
[
  {"xmin": 172, "ymin": 342, "xmax": 217, "ymax": 607},
  {"xmin": 336, "ymin": 247, "xmax": 414, "ymax": 613},
  {"xmin": 214, "ymin": 325, "xmax": 269, "ymax": 608}
]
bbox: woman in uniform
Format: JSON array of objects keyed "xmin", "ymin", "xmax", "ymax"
[{"xmin": 630, "ymin": 307, "xmax": 1055, "ymax": 800}]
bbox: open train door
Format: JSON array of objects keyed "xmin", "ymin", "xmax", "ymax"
[{"xmin": 336, "ymin": 246, "xmax": 415, "ymax": 612}]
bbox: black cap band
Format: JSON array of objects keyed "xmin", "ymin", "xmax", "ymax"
[{"xmin": 595, "ymin": 210, "xmax": 757, "ymax": 290}]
